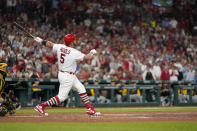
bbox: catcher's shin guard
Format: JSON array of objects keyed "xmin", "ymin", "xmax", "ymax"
[{"xmin": 0, "ymin": 106, "xmax": 8, "ymax": 117}]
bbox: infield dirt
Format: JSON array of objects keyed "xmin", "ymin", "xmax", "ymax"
[{"xmin": 0, "ymin": 111, "xmax": 197, "ymax": 122}]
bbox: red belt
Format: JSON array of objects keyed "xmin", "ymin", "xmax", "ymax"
[{"xmin": 60, "ymin": 70, "xmax": 75, "ymax": 75}]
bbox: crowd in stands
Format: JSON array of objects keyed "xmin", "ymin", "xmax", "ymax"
[{"xmin": 0, "ymin": 0, "xmax": 197, "ymax": 84}]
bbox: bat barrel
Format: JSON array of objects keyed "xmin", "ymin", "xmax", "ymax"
[{"xmin": 13, "ymin": 22, "xmax": 35, "ymax": 39}]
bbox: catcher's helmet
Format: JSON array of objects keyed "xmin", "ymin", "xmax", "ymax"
[
  {"xmin": 0, "ymin": 63, "xmax": 8, "ymax": 77},
  {"xmin": 64, "ymin": 34, "xmax": 78, "ymax": 46}
]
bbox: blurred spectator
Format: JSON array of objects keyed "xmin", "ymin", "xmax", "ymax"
[
  {"xmin": 160, "ymin": 65, "xmax": 170, "ymax": 80},
  {"xmin": 97, "ymin": 80, "xmax": 110, "ymax": 104},
  {"xmin": 30, "ymin": 70, "xmax": 41, "ymax": 104},
  {"xmin": 85, "ymin": 80, "xmax": 95, "ymax": 103},
  {"xmin": 184, "ymin": 66, "xmax": 195, "ymax": 82},
  {"xmin": 178, "ymin": 82, "xmax": 190, "ymax": 103},
  {"xmin": 192, "ymin": 72, "xmax": 197, "ymax": 103},
  {"xmin": 195, "ymin": 72, "xmax": 197, "ymax": 85},
  {"xmin": 41, "ymin": 59, "xmax": 51, "ymax": 77},
  {"xmin": 169, "ymin": 64, "xmax": 179, "ymax": 81},
  {"xmin": 142, "ymin": 64, "xmax": 156, "ymax": 80},
  {"xmin": 0, "ymin": 0, "xmax": 196, "ymax": 83},
  {"xmin": 129, "ymin": 82, "xmax": 142, "ymax": 103},
  {"xmin": 112, "ymin": 80, "xmax": 122, "ymax": 103},
  {"xmin": 0, "ymin": 48, "xmax": 6, "ymax": 60},
  {"xmin": 152, "ymin": 61, "xmax": 161, "ymax": 80},
  {"xmin": 109, "ymin": 56, "xmax": 118, "ymax": 74},
  {"xmin": 160, "ymin": 82, "xmax": 173, "ymax": 106}
]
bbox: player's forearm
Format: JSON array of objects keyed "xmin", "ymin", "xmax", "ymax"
[
  {"xmin": 84, "ymin": 49, "xmax": 97, "ymax": 60},
  {"xmin": 41, "ymin": 40, "xmax": 54, "ymax": 48},
  {"xmin": 34, "ymin": 37, "xmax": 54, "ymax": 48},
  {"xmin": 84, "ymin": 53, "xmax": 94, "ymax": 60},
  {"xmin": 45, "ymin": 41, "xmax": 54, "ymax": 48}
]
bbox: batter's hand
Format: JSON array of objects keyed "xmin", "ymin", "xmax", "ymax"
[
  {"xmin": 90, "ymin": 49, "xmax": 97, "ymax": 55},
  {"xmin": 34, "ymin": 37, "xmax": 43, "ymax": 43}
]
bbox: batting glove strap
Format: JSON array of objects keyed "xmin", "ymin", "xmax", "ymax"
[{"xmin": 42, "ymin": 40, "xmax": 47, "ymax": 46}]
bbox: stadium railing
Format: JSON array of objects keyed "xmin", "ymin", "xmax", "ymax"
[{"xmin": 5, "ymin": 78, "xmax": 197, "ymax": 107}]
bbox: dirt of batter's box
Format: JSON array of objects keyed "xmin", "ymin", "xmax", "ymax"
[{"xmin": 0, "ymin": 111, "xmax": 197, "ymax": 122}]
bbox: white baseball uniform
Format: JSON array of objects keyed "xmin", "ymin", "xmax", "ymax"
[
  {"xmin": 34, "ymin": 37, "xmax": 101, "ymax": 116},
  {"xmin": 52, "ymin": 44, "xmax": 86, "ymax": 102}
]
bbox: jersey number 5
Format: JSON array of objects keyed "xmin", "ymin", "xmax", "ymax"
[{"xmin": 60, "ymin": 53, "xmax": 66, "ymax": 64}]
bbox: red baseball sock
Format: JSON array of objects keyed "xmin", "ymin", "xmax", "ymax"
[
  {"xmin": 79, "ymin": 93, "xmax": 92, "ymax": 109},
  {"xmin": 40, "ymin": 96, "xmax": 60, "ymax": 107}
]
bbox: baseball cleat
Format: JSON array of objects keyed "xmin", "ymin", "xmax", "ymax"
[
  {"xmin": 86, "ymin": 107, "xmax": 101, "ymax": 116},
  {"xmin": 92, "ymin": 112, "xmax": 101, "ymax": 116},
  {"xmin": 34, "ymin": 105, "xmax": 48, "ymax": 116}
]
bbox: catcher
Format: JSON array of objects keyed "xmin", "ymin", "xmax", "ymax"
[{"xmin": 0, "ymin": 63, "xmax": 24, "ymax": 116}]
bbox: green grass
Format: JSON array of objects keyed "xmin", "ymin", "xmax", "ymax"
[
  {"xmin": 1, "ymin": 107, "xmax": 197, "ymax": 131},
  {"xmin": 17, "ymin": 106, "xmax": 197, "ymax": 114},
  {"xmin": 0, "ymin": 122, "xmax": 197, "ymax": 131}
]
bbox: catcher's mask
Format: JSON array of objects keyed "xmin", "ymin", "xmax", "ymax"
[
  {"xmin": 0, "ymin": 63, "xmax": 8, "ymax": 77},
  {"xmin": 64, "ymin": 34, "xmax": 78, "ymax": 46}
]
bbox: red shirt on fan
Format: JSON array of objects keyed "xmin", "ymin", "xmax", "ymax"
[{"xmin": 160, "ymin": 68, "xmax": 170, "ymax": 80}]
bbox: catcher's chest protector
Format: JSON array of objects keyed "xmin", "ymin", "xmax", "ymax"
[
  {"xmin": 0, "ymin": 63, "xmax": 8, "ymax": 96},
  {"xmin": 0, "ymin": 74, "xmax": 6, "ymax": 96}
]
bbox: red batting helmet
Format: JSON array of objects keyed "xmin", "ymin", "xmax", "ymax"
[{"xmin": 64, "ymin": 34, "xmax": 78, "ymax": 46}]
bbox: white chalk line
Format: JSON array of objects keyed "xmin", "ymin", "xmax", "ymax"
[
  {"xmin": 103, "ymin": 114, "xmax": 151, "ymax": 119},
  {"xmin": 8, "ymin": 115, "xmax": 43, "ymax": 118},
  {"xmin": 104, "ymin": 114, "xmax": 149, "ymax": 116},
  {"xmin": 103, "ymin": 112, "xmax": 197, "ymax": 119},
  {"xmin": 104, "ymin": 112, "xmax": 195, "ymax": 116},
  {"xmin": 7, "ymin": 112, "xmax": 197, "ymax": 119}
]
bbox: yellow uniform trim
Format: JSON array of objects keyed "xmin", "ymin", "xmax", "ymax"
[
  {"xmin": 122, "ymin": 89, "xmax": 127, "ymax": 95},
  {"xmin": 178, "ymin": 89, "xmax": 188, "ymax": 95},
  {"xmin": 0, "ymin": 77, "xmax": 5, "ymax": 96},
  {"xmin": 182, "ymin": 89, "xmax": 188, "ymax": 95},
  {"xmin": 137, "ymin": 89, "xmax": 141, "ymax": 96},
  {"xmin": 32, "ymin": 83, "xmax": 41, "ymax": 92},
  {"xmin": 0, "ymin": 63, "xmax": 8, "ymax": 77},
  {"xmin": 32, "ymin": 88, "xmax": 42, "ymax": 92},
  {"xmin": 0, "ymin": 63, "xmax": 7, "ymax": 68},
  {"xmin": 90, "ymin": 89, "xmax": 95, "ymax": 96}
]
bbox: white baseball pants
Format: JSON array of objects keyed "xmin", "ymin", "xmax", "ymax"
[{"xmin": 57, "ymin": 71, "xmax": 86, "ymax": 102}]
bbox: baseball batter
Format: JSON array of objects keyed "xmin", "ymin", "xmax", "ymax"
[{"xmin": 34, "ymin": 34, "xmax": 101, "ymax": 116}]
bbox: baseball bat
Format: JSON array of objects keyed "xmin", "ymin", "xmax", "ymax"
[{"xmin": 13, "ymin": 22, "xmax": 35, "ymax": 39}]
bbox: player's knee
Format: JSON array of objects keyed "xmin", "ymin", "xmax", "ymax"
[
  {"xmin": 57, "ymin": 95, "xmax": 67, "ymax": 103},
  {"xmin": 77, "ymin": 88, "xmax": 86, "ymax": 94}
]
